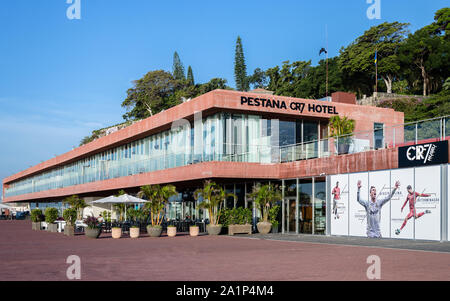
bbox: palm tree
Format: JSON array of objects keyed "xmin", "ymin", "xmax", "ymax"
[
  {"xmin": 63, "ymin": 195, "xmax": 89, "ymax": 220},
  {"xmin": 138, "ymin": 184, "xmax": 177, "ymax": 226},
  {"xmin": 113, "ymin": 190, "xmax": 127, "ymax": 221},
  {"xmin": 195, "ymin": 180, "xmax": 235, "ymax": 226},
  {"xmin": 329, "ymin": 116, "xmax": 355, "ymax": 138},
  {"xmin": 248, "ymin": 184, "xmax": 282, "ymax": 223}
]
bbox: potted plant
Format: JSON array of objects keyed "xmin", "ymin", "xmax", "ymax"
[
  {"xmin": 31, "ymin": 209, "xmax": 43, "ymax": 230},
  {"xmin": 329, "ymin": 116, "xmax": 355, "ymax": 155},
  {"xmin": 63, "ymin": 208, "xmax": 77, "ymax": 236},
  {"xmin": 84, "ymin": 215, "xmax": 101, "ymax": 239},
  {"xmin": 138, "ymin": 184, "xmax": 177, "ymax": 237},
  {"xmin": 249, "ymin": 184, "xmax": 282, "ymax": 234},
  {"xmin": 130, "ymin": 225, "xmax": 140, "ymax": 238},
  {"xmin": 45, "ymin": 207, "xmax": 59, "ymax": 233},
  {"xmin": 167, "ymin": 225, "xmax": 177, "ymax": 237},
  {"xmin": 227, "ymin": 207, "xmax": 252, "ymax": 236},
  {"xmin": 195, "ymin": 180, "xmax": 235, "ymax": 236},
  {"xmin": 112, "ymin": 226, "xmax": 122, "ymax": 239},
  {"xmin": 189, "ymin": 225, "xmax": 199, "ymax": 237},
  {"xmin": 269, "ymin": 205, "xmax": 281, "ymax": 233}
]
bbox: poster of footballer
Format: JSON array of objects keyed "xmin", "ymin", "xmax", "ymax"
[
  {"xmin": 390, "ymin": 168, "xmax": 415, "ymax": 239},
  {"xmin": 368, "ymin": 170, "xmax": 392, "ymax": 238},
  {"xmin": 350, "ymin": 171, "xmax": 398, "ymax": 239},
  {"xmin": 349, "ymin": 172, "xmax": 368, "ymax": 237},
  {"xmin": 330, "ymin": 174, "xmax": 349, "ymax": 236},
  {"xmin": 411, "ymin": 166, "xmax": 441, "ymax": 241}
]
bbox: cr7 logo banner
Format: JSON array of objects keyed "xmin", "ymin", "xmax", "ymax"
[{"xmin": 398, "ymin": 141, "xmax": 448, "ymax": 168}]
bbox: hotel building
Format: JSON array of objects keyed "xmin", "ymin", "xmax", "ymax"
[{"xmin": 3, "ymin": 90, "xmax": 449, "ymax": 240}]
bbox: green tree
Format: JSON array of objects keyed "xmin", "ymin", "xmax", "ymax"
[
  {"xmin": 339, "ymin": 22, "xmax": 409, "ymax": 94},
  {"xmin": 172, "ymin": 51, "xmax": 185, "ymax": 80},
  {"xmin": 329, "ymin": 116, "xmax": 355, "ymax": 137},
  {"xmin": 138, "ymin": 184, "xmax": 177, "ymax": 226},
  {"xmin": 63, "ymin": 195, "xmax": 89, "ymax": 220},
  {"xmin": 248, "ymin": 68, "xmax": 268, "ymax": 89},
  {"xmin": 247, "ymin": 183, "xmax": 282, "ymax": 223},
  {"xmin": 195, "ymin": 180, "xmax": 235, "ymax": 226},
  {"xmin": 121, "ymin": 70, "xmax": 182, "ymax": 121},
  {"xmin": 234, "ymin": 36, "xmax": 249, "ymax": 91},
  {"xmin": 187, "ymin": 66, "xmax": 195, "ymax": 86},
  {"xmin": 398, "ymin": 10, "xmax": 450, "ymax": 96}
]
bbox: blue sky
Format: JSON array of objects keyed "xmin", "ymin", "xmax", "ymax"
[{"xmin": 0, "ymin": 0, "xmax": 448, "ymax": 198}]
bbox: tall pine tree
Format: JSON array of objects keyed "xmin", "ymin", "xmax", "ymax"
[
  {"xmin": 234, "ymin": 36, "xmax": 249, "ymax": 91},
  {"xmin": 187, "ymin": 66, "xmax": 195, "ymax": 86},
  {"xmin": 173, "ymin": 51, "xmax": 185, "ymax": 80}
]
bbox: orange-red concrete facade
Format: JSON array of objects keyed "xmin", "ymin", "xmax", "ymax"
[{"xmin": 2, "ymin": 89, "xmax": 404, "ymax": 203}]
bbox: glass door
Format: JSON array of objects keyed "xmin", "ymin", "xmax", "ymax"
[
  {"xmin": 284, "ymin": 197, "xmax": 297, "ymax": 233},
  {"xmin": 299, "ymin": 179, "xmax": 313, "ymax": 234},
  {"xmin": 313, "ymin": 178, "xmax": 326, "ymax": 235}
]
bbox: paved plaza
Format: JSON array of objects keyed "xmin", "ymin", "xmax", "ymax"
[{"xmin": 0, "ymin": 221, "xmax": 449, "ymax": 281}]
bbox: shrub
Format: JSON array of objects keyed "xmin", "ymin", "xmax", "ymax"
[
  {"xmin": 220, "ymin": 207, "xmax": 252, "ymax": 226},
  {"xmin": 269, "ymin": 205, "xmax": 281, "ymax": 225},
  {"xmin": 44, "ymin": 207, "xmax": 59, "ymax": 224},
  {"xmin": 31, "ymin": 209, "xmax": 43, "ymax": 223},
  {"xmin": 84, "ymin": 216, "xmax": 99, "ymax": 229},
  {"xmin": 63, "ymin": 208, "xmax": 77, "ymax": 226}
]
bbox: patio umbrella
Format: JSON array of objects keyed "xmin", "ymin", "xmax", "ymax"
[
  {"xmin": 91, "ymin": 194, "xmax": 148, "ymax": 220},
  {"xmin": 0, "ymin": 203, "xmax": 12, "ymax": 209}
]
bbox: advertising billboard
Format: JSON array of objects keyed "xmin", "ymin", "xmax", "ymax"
[
  {"xmin": 413, "ymin": 166, "xmax": 441, "ymax": 241},
  {"xmin": 390, "ymin": 168, "xmax": 415, "ymax": 239},
  {"xmin": 330, "ymin": 174, "xmax": 349, "ymax": 236},
  {"xmin": 333, "ymin": 165, "xmax": 443, "ymax": 241},
  {"xmin": 349, "ymin": 173, "xmax": 368, "ymax": 237},
  {"xmin": 369, "ymin": 170, "xmax": 392, "ymax": 238}
]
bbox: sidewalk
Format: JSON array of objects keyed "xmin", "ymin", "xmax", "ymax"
[{"xmin": 238, "ymin": 233, "xmax": 450, "ymax": 253}]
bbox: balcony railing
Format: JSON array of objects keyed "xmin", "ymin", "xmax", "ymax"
[{"xmin": 4, "ymin": 115, "xmax": 449, "ymax": 198}]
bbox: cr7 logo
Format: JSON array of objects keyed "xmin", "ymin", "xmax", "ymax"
[{"xmin": 406, "ymin": 144, "xmax": 436, "ymax": 163}]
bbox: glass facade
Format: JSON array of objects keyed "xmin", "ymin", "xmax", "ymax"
[
  {"xmin": 5, "ymin": 112, "xmax": 320, "ymax": 198},
  {"xmin": 282, "ymin": 177, "xmax": 327, "ymax": 235}
]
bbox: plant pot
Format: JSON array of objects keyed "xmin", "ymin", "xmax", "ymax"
[
  {"xmin": 257, "ymin": 222, "xmax": 272, "ymax": 234},
  {"xmin": 147, "ymin": 225, "xmax": 162, "ymax": 237},
  {"xmin": 271, "ymin": 224, "xmax": 279, "ymax": 233},
  {"xmin": 189, "ymin": 226, "xmax": 199, "ymax": 237},
  {"xmin": 338, "ymin": 143, "xmax": 350, "ymax": 155},
  {"xmin": 41, "ymin": 222, "xmax": 48, "ymax": 230},
  {"xmin": 47, "ymin": 223, "xmax": 58, "ymax": 233},
  {"xmin": 130, "ymin": 227, "xmax": 140, "ymax": 238},
  {"xmin": 32, "ymin": 222, "xmax": 41, "ymax": 230},
  {"xmin": 167, "ymin": 227, "xmax": 177, "ymax": 237},
  {"xmin": 64, "ymin": 225, "xmax": 75, "ymax": 236},
  {"xmin": 228, "ymin": 224, "xmax": 252, "ymax": 236},
  {"xmin": 85, "ymin": 227, "xmax": 101, "ymax": 239},
  {"xmin": 112, "ymin": 227, "xmax": 122, "ymax": 239},
  {"xmin": 206, "ymin": 224, "xmax": 222, "ymax": 236}
]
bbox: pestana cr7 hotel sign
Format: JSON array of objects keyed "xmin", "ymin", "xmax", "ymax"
[{"xmin": 240, "ymin": 96, "xmax": 339, "ymax": 115}]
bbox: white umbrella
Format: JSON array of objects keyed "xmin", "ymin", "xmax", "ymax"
[
  {"xmin": 91, "ymin": 194, "xmax": 148, "ymax": 220},
  {"xmin": 0, "ymin": 203, "xmax": 12, "ymax": 209}
]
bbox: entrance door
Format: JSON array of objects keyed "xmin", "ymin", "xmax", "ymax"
[{"xmin": 284, "ymin": 197, "xmax": 297, "ymax": 233}]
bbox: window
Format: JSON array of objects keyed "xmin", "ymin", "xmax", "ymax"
[{"xmin": 374, "ymin": 123, "xmax": 384, "ymax": 150}]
